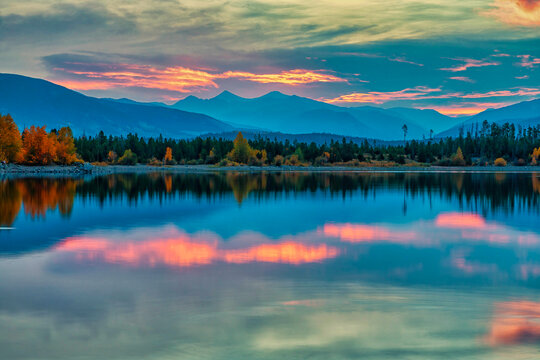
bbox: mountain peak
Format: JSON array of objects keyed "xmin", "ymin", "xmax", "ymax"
[
  {"xmin": 260, "ymin": 90, "xmax": 290, "ymax": 99},
  {"xmin": 214, "ymin": 90, "xmax": 242, "ymax": 100}
]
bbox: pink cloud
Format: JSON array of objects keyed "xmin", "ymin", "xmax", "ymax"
[
  {"xmin": 440, "ymin": 58, "xmax": 500, "ymax": 72},
  {"xmin": 517, "ymin": 55, "xmax": 540, "ymax": 68}
]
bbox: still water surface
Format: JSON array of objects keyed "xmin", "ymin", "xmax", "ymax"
[{"xmin": 1, "ymin": 171, "xmax": 540, "ymax": 359}]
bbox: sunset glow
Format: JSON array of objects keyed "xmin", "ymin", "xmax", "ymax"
[
  {"xmin": 485, "ymin": 301, "xmax": 540, "ymax": 346},
  {"xmin": 56, "ymin": 231, "xmax": 339, "ymax": 268},
  {"xmin": 435, "ymin": 213, "xmax": 488, "ymax": 229}
]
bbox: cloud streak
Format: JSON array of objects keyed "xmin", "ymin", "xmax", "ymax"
[
  {"xmin": 321, "ymin": 87, "xmax": 540, "ymax": 106},
  {"xmin": 440, "ymin": 58, "xmax": 500, "ymax": 72},
  {"xmin": 50, "ymin": 63, "xmax": 347, "ymax": 93}
]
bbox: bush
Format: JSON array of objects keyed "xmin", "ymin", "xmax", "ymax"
[
  {"xmin": 147, "ymin": 157, "xmax": 162, "ymax": 166},
  {"xmin": 117, "ymin": 149, "xmax": 137, "ymax": 165},
  {"xmin": 273, "ymin": 155, "xmax": 284, "ymax": 166},
  {"xmin": 514, "ymin": 158, "xmax": 526, "ymax": 167},
  {"xmin": 285, "ymin": 154, "xmax": 300, "ymax": 166},
  {"xmin": 494, "ymin": 157, "xmax": 507, "ymax": 167},
  {"xmin": 314, "ymin": 155, "xmax": 328, "ymax": 166},
  {"xmin": 217, "ymin": 159, "xmax": 228, "ymax": 167}
]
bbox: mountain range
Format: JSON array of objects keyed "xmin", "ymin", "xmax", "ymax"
[
  {"xmin": 0, "ymin": 73, "xmax": 538, "ymax": 141},
  {"xmin": 0, "ymin": 73, "xmax": 232, "ymax": 138},
  {"xmin": 172, "ymin": 90, "xmax": 462, "ymax": 140},
  {"xmin": 440, "ymin": 98, "xmax": 540, "ymax": 136}
]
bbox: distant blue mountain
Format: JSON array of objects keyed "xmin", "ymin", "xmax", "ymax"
[
  {"xmin": 0, "ymin": 74, "xmax": 233, "ymax": 137},
  {"xmin": 172, "ymin": 90, "xmax": 458, "ymax": 140},
  {"xmin": 438, "ymin": 98, "xmax": 540, "ymax": 137}
]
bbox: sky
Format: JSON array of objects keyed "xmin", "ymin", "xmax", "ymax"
[{"xmin": 1, "ymin": 0, "xmax": 539, "ymax": 116}]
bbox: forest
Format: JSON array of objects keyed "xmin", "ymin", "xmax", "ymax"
[{"xmin": 1, "ymin": 113, "xmax": 540, "ymax": 167}]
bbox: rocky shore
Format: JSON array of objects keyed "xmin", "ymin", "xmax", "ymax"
[{"xmin": 1, "ymin": 163, "xmax": 539, "ymax": 176}]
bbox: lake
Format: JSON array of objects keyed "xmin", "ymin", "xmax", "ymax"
[{"xmin": 1, "ymin": 171, "xmax": 540, "ymax": 359}]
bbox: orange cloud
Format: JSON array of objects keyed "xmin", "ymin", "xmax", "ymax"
[
  {"xmin": 440, "ymin": 58, "xmax": 500, "ymax": 72},
  {"xmin": 435, "ymin": 212, "xmax": 487, "ymax": 229},
  {"xmin": 51, "ymin": 64, "xmax": 346, "ymax": 93},
  {"xmin": 221, "ymin": 69, "xmax": 347, "ymax": 85},
  {"xmin": 485, "ymin": 301, "xmax": 540, "ymax": 346},
  {"xmin": 322, "ymin": 223, "xmax": 417, "ymax": 244},
  {"xmin": 426, "ymin": 106, "xmax": 488, "ymax": 116},
  {"xmin": 422, "ymin": 102, "xmax": 511, "ymax": 116},
  {"xmin": 56, "ymin": 230, "xmax": 339, "ymax": 268},
  {"xmin": 483, "ymin": 0, "xmax": 540, "ymax": 27}
]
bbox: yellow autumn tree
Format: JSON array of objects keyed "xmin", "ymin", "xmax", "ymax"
[
  {"xmin": 0, "ymin": 114, "xmax": 22, "ymax": 163},
  {"xmin": 228, "ymin": 132, "xmax": 252, "ymax": 164},
  {"xmin": 451, "ymin": 147, "xmax": 466, "ymax": 166},
  {"xmin": 531, "ymin": 147, "xmax": 540, "ymax": 166}
]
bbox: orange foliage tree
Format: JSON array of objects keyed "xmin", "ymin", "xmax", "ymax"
[
  {"xmin": 163, "ymin": 146, "xmax": 175, "ymax": 165},
  {"xmin": 21, "ymin": 126, "xmax": 57, "ymax": 165},
  {"xmin": 0, "ymin": 114, "xmax": 22, "ymax": 163},
  {"xmin": 20, "ymin": 125, "xmax": 79, "ymax": 165},
  {"xmin": 56, "ymin": 127, "xmax": 78, "ymax": 165}
]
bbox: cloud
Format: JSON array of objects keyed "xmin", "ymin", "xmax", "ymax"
[
  {"xmin": 440, "ymin": 58, "xmax": 500, "ymax": 72},
  {"xmin": 449, "ymin": 76, "xmax": 475, "ymax": 83},
  {"xmin": 321, "ymin": 86, "xmax": 447, "ymax": 104},
  {"xmin": 517, "ymin": 54, "xmax": 540, "ymax": 67},
  {"xmin": 483, "ymin": 0, "xmax": 540, "ymax": 27},
  {"xmin": 0, "ymin": 3, "xmax": 136, "ymax": 44},
  {"xmin": 321, "ymin": 87, "xmax": 540, "ymax": 105},
  {"xmin": 46, "ymin": 58, "xmax": 347, "ymax": 93},
  {"xmin": 422, "ymin": 103, "xmax": 511, "ymax": 116}
]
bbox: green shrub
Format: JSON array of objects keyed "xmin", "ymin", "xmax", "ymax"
[{"xmin": 117, "ymin": 149, "xmax": 137, "ymax": 165}]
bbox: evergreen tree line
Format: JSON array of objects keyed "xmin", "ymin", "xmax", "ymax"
[
  {"xmin": 1, "ymin": 111, "xmax": 540, "ymax": 167},
  {"xmin": 75, "ymin": 121, "xmax": 540, "ymax": 166}
]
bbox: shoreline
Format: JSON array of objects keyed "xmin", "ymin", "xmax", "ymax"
[{"xmin": 1, "ymin": 163, "xmax": 539, "ymax": 176}]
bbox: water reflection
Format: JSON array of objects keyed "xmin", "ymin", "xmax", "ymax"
[
  {"xmin": 2, "ymin": 172, "xmax": 539, "ymax": 228},
  {"xmin": 1, "ymin": 172, "xmax": 540, "ymax": 359},
  {"xmin": 57, "ymin": 227, "xmax": 339, "ymax": 267},
  {"xmin": 485, "ymin": 301, "xmax": 540, "ymax": 346}
]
